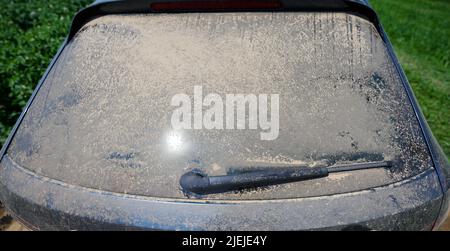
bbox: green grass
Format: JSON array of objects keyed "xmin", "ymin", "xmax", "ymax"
[
  {"xmin": 0, "ymin": 0, "xmax": 448, "ymax": 158},
  {"xmin": 371, "ymin": 0, "xmax": 450, "ymax": 156}
]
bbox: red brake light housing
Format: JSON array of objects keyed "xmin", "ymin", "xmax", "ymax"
[{"xmin": 150, "ymin": 0, "xmax": 283, "ymax": 12}]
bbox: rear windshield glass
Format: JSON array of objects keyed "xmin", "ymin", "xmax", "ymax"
[{"xmin": 6, "ymin": 13, "xmax": 432, "ymax": 199}]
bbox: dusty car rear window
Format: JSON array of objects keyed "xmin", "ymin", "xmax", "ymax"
[{"xmin": 5, "ymin": 12, "xmax": 433, "ymax": 199}]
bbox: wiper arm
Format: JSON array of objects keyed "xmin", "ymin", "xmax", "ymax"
[{"xmin": 180, "ymin": 161, "xmax": 391, "ymax": 195}]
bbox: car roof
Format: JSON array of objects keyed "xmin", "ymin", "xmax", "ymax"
[{"xmin": 91, "ymin": 0, "xmax": 371, "ymax": 7}]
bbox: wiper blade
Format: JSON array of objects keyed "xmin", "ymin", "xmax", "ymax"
[{"xmin": 180, "ymin": 161, "xmax": 391, "ymax": 195}]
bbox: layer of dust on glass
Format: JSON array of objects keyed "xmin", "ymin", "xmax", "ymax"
[{"xmin": 5, "ymin": 12, "xmax": 433, "ymax": 200}]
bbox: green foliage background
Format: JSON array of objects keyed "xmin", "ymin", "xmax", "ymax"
[{"xmin": 0, "ymin": 0, "xmax": 448, "ymax": 156}]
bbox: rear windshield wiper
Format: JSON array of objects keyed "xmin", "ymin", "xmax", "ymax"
[{"xmin": 180, "ymin": 161, "xmax": 392, "ymax": 195}]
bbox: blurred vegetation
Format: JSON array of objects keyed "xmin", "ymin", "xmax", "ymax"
[
  {"xmin": 0, "ymin": 0, "xmax": 448, "ymax": 157},
  {"xmin": 0, "ymin": 0, "xmax": 90, "ymax": 145},
  {"xmin": 371, "ymin": 0, "xmax": 449, "ymax": 156}
]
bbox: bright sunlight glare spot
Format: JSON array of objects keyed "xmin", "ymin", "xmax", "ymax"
[{"xmin": 166, "ymin": 130, "xmax": 185, "ymax": 153}]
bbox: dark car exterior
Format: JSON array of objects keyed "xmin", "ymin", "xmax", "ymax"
[{"xmin": 0, "ymin": 0, "xmax": 449, "ymax": 230}]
